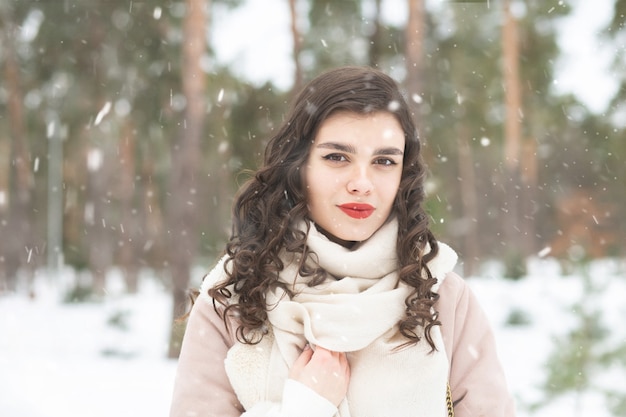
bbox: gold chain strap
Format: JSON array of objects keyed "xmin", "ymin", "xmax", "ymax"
[{"xmin": 446, "ymin": 382, "xmax": 454, "ymax": 417}]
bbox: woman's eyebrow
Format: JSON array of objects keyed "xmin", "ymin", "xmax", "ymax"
[
  {"xmin": 316, "ymin": 142, "xmax": 357, "ymax": 153},
  {"xmin": 375, "ymin": 147, "xmax": 404, "ymax": 156},
  {"xmin": 316, "ymin": 142, "xmax": 403, "ymax": 156}
]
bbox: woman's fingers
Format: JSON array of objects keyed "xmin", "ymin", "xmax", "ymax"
[
  {"xmin": 289, "ymin": 345, "xmax": 351, "ymax": 407},
  {"xmin": 292, "ymin": 344, "xmax": 314, "ymax": 368}
]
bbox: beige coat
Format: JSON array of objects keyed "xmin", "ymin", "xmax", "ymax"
[{"xmin": 170, "ymin": 270, "xmax": 516, "ymax": 417}]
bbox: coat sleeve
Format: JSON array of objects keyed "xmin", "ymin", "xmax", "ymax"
[
  {"xmin": 169, "ymin": 289, "xmax": 245, "ymax": 417},
  {"xmin": 437, "ymin": 272, "xmax": 517, "ymax": 417}
]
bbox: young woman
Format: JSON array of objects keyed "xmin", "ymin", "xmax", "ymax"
[{"xmin": 169, "ymin": 66, "xmax": 516, "ymax": 417}]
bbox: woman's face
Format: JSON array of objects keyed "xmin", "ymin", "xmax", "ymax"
[{"xmin": 304, "ymin": 111, "xmax": 405, "ymax": 246}]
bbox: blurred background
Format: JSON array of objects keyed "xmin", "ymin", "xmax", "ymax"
[{"xmin": 0, "ymin": 0, "xmax": 625, "ymax": 416}]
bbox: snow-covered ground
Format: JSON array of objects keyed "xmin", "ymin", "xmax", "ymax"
[
  {"xmin": 1, "ymin": 257, "xmax": 624, "ymax": 417},
  {"xmin": 0, "ymin": 271, "xmax": 179, "ymax": 417},
  {"xmin": 472, "ymin": 257, "xmax": 626, "ymax": 417}
]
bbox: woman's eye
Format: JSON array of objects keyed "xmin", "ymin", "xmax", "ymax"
[
  {"xmin": 322, "ymin": 153, "xmax": 347, "ymax": 162},
  {"xmin": 374, "ymin": 157, "xmax": 397, "ymax": 166}
]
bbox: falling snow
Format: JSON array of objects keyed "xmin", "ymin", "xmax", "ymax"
[{"xmin": 1, "ymin": 257, "xmax": 624, "ymax": 417}]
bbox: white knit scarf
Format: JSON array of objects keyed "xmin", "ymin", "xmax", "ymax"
[{"xmin": 207, "ymin": 219, "xmax": 458, "ymax": 417}]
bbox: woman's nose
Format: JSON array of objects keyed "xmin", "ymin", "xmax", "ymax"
[{"xmin": 346, "ymin": 167, "xmax": 373, "ymax": 195}]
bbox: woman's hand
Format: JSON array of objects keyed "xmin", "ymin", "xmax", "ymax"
[{"xmin": 288, "ymin": 345, "xmax": 351, "ymax": 407}]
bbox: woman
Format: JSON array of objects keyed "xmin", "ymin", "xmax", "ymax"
[{"xmin": 169, "ymin": 66, "xmax": 516, "ymax": 417}]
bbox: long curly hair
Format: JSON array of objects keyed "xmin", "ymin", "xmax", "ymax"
[{"xmin": 209, "ymin": 66, "xmax": 441, "ymax": 350}]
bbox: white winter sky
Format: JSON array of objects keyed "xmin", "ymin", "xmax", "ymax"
[{"xmin": 211, "ymin": 0, "xmax": 618, "ymax": 114}]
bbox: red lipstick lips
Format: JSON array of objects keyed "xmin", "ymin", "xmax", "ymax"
[{"xmin": 338, "ymin": 203, "xmax": 375, "ymax": 219}]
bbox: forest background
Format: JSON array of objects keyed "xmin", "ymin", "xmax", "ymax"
[{"xmin": 1, "ymin": 0, "xmax": 625, "ymax": 363}]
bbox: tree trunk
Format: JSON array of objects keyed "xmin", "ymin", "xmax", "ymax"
[
  {"xmin": 288, "ymin": 0, "xmax": 303, "ymax": 93},
  {"xmin": 84, "ymin": 16, "xmax": 112, "ymax": 297},
  {"xmin": 457, "ymin": 125, "xmax": 479, "ymax": 277},
  {"xmin": 86, "ymin": 142, "xmax": 114, "ymax": 296},
  {"xmin": 503, "ymin": 0, "xmax": 521, "ymax": 172},
  {"xmin": 405, "ymin": 0, "xmax": 432, "ymax": 165},
  {"xmin": 0, "ymin": 138, "xmax": 9, "ymax": 292},
  {"xmin": 117, "ymin": 120, "xmax": 140, "ymax": 293},
  {"xmin": 520, "ymin": 137, "xmax": 538, "ymax": 255},
  {"xmin": 405, "ymin": 0, "xmax": 425, "ymax": 104},
  {"xmin": 3, "ymin": 17, "xmax": 35, "ymax": 293},
  {"xmin": 368, "ymin": 0, "xmax": 383, "ymax": 67},
  {"xmin": 502, "ymin": 0, "xmax": 524, "ymax": 257},
  {"xmin": 166, "ymin": 0, "xmax": 208, "ymax": 359},
  {"xmin": 141, "ymin": 157, "xmax": 165, "ymax": 269}
]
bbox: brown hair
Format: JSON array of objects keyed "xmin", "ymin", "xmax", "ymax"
[{"xmin": 209, "ymin": 66, "xmax": 441, "ymax": 350}]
